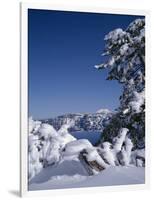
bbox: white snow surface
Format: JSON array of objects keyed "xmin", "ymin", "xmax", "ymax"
[{"xmin": 29, "ymin": 164, "xmax": 145, "ymax": 190}]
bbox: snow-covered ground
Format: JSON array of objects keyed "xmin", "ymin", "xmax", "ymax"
[
  {"xmin": 29, "ymin": 161, "xmax": 145, "ymax": 190},
  {"xmin": 28, "ymin": 118, "xmax": 145, "ymax": 191}
]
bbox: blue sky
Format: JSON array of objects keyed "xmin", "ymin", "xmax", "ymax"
[{"xmin": 28, "ymin": 9, "xmax": 143, "ymax": 119}]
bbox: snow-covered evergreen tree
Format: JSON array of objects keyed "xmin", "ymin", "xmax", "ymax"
[{"xmin": 95, "ymin": 18, "xmax": 145, "ymax": 148}]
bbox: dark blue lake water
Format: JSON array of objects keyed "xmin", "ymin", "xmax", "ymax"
[{"xmin": 70, "ymin": 131, "xmax": 101, "ymax": 145}]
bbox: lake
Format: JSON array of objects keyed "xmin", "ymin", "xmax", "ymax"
[{"xmin": 70, "ymin": 131, "xmax": 102, "ymax": 145}]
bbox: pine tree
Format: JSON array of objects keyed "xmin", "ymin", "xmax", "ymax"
[{"xmin": 96, "ymin": 18, "xmax": 145, "ymax": 148}]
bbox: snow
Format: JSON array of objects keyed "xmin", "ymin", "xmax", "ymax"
[
  {"xmin": 28, "ymin": 118, "xmax": 76, "ymax": 181},
  {"xmin": 129, "ymin": 90, "xmax": 145, "ymax": 113},
  {"xmin": 29, "ymin": 165, "xmax": 145, "ymax": 190},
  {"xmin": 85, "ymin": 148, "xmax": 108, "ymax": 169},
  {"xmin": 61, "ymin": 139, "xmax": 108, "ymax": 170},
  {"xmin": 27, "ymin": 17, "xmax": 146, "ymax": 191},
  {"xmin": 127, "ymin": 18, "xmax": 144, "ymax": 33},
  {"xmin": 104, "ymin": 28, "xmax": 125, "ymax": 41},
  {"xmin": 29, "ymin": 117, "xmax": 41, "ymax": 134},
  {"xmin": 113, "ymin": 128, "xmax": 129, "ymax": 152},
  {"xmin": 58, "ymin": 119, "xmax": 74, "ymax": 135},
  {"xmin": 121, "ymin": 136, "xmax": 133, "ymax": 166},
  {"xmin": 96, "ymin": 108, "xmax": 111, "ymax": 114},
  {"xmin": 98, "ymin": 128, "xmax": 135, "ymax": 167},
  {"xmin": 99, "ymin": 142, "xmax": 116, "ymax": 166},
  {"xmin": 38, "ymin": 123, "xmax": 58, "ymax": 139},
  {"xmin": 120, "ymin": 43, "xmax": 129, "ymax": 56},
  {"xmin": 28, "ymin": 118, "xmax": 145, "ymax": 190},
  {"xmin": 63, "ymin": 139, "xmax": 93, "ymax": 156},
  {"xmin": 131, "ymin": 149, "xmax": 145, "ymax": 166}
]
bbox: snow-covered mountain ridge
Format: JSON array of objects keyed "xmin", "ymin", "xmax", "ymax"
[{"xmin": 41, "ymin": 109, "xmax": 113, "ymax": 132}]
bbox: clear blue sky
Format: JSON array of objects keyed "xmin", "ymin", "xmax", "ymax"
[{"xmin": 28, "ymin": 9, "xmax": 143, "ymax": 119}]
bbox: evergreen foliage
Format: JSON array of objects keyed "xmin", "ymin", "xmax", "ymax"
[{"xmin": 96, "ymin": 18, "xmax": 145, "ymax": 149}]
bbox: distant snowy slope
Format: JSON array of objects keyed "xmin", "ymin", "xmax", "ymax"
[{"xmin": 42, "ymin": 109, "xmax": 113, "ymax": 132}]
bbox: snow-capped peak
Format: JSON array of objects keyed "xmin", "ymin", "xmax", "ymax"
[{"xmin": 96, "ymin": 108, "xmax": 111, "ymax": 114}]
